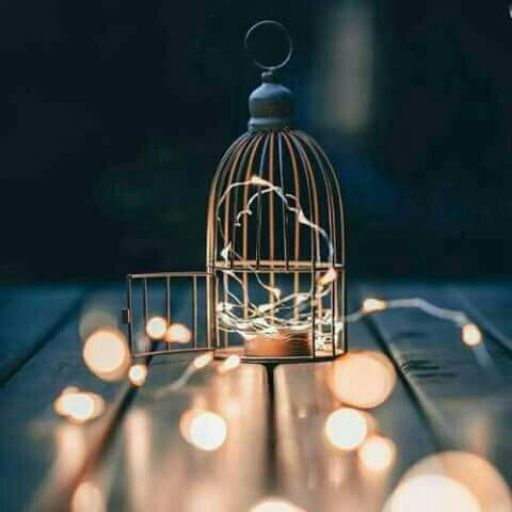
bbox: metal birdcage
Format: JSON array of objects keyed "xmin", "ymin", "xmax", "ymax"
[{"xmin": 124, "ymin": 21, "xmax": 347, "ymax": 363}]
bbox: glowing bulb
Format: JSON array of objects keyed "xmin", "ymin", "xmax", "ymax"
[
  {"xmin": 128, "ymin": 364, "xmax": 148, "ymax": 386},
  {"xmin": 385, "ymin": 475, "xmax": 481, "ymax": 512},
  {"xmin": 82, "ymin": 329, "xmax": 130, "ymax": 381},
  {"xmin": 358, "ymin": 435, "xmax": 396, "ymax": 472},
  {"xmin": 145, "ymin": 316, "xmax": 167, "ymax": 340},
  {"xmin": 54, "ymin": 388, "xmax": 105, "ymax": 424},
  {"xmin": 218, "ymin": 354, "xmax": 241, "ymax": 374},
  {"xmin": 180, "ymin": 410, "xmax": 227, "ymax": 451},
  {"xmin": 462, "ymin": 323, "xmax": 482, "ymax": 347},
  {"xmin": 362, "ymin": 298, "xmax": 387, "ymax": 313},
  {"xmin": 164, "ymin": 322, "xmax": 192, "ymax": 344},
  {"xmin": 193, "ymin": 352, "xmax": 214, "ymax": 369},
  {"xmin": 329, "ymin": 351, "xmax": 396, "ymax": 409},
  {"xmin": 250, "ymin": 175, "xmax": 270, "ymax": 186},
  {"xmin": 250, "ymin": 497, "xmax": 306, "ymax": 512},
  {"xmin": 324, "ymin": 407, "xmax": 368, "ymax": 451},
  {"xmin": 318, "ymin": 267, "xmax": 337, "ymax": 287},
  {"xmin": 71, "ymin": 481, "xmax": 105, "ymax": 512}
]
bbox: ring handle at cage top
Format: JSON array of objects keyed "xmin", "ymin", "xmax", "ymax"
[{"xmin": 244, "ymin": 20, "xmax": 293, "ymax": 71}]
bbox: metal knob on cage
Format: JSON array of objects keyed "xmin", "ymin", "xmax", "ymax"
[
  {"xmin": 207, "ymin": 21, "xmax": 347, "ymax": 362},
  {"xmin": 123, "ymin": 20, "xmax": 347, "ymax": 364}
]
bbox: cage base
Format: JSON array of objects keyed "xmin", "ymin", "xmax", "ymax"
[{"xmin": 214, "ymin": 346, "xmax": 344, "ymax": 365}]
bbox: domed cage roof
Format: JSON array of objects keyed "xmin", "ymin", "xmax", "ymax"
[{"xmin": 207, "ymin": 129, "xmax": 345, "ymax": 272}]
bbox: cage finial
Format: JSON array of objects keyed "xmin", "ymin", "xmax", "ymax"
[{"xmin": 245, "ymin": 20, "xmax": 294, "ymax": 131}]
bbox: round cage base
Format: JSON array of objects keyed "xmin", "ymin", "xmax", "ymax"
[{"xmin": 214, "ymin": 346, "xmax": 344, "ymax": 365}]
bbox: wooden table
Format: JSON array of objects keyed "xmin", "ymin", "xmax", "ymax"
[{"xmin": 0, "ymin": 281, "xmax": 510, "ymax": 511}]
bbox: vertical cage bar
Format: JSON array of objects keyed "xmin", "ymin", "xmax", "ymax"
[
  {"xmin": 331, "ymin": 276, "xmax": 337, "ymax": 357},
  {"xmin": 193, "ymin": 275, "xmax": 198, "ymax": 348},
  {"xmin": 277, "ymin": 133, "xmax": 289, "ymax": 270},
  {"xmin": 165, "ymin": 276, "xmax": 171, "ymax": 325},
  {"xmin": 142, "ymin": 278, "xmax": 149, "ymax": 352},
  {"xmin": 126, "ymin": 276, "xmax": 133, "ymax": 352}
]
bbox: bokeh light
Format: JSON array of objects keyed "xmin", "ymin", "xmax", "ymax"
[
  {"xmin": 193, "ymin": 352, "xmax": 214, "ymax": 369},
  {"xmin": 180, "ymin": 409, "xmax": 227, "ymax": 451},
  {"xmin": 128, "ymin": 364, "xmax": 148, "ymax": 386},
  {"xmin": 324, "ymin": 407, "xmax": 368, "ymax": 451},
  {"xmin": 54, "ymin": 388, "xmax": 105, "ymax": 424},
  {"xmin": 145, "ymin": 316, "xmax": 168, "ymax": 340},
  {"xmin": 218, "ymin": 354, "xmax": 241, "ymax": 374},
  {"xmin": 385, "ymin": 451, "xmax": 511, "ymax": 512},
  {"xmin": 250, "ymin": 497, "xmax": 306, "ymax": 512},
  {"xmin": 385, "ymin": 474, "xmax": 480, "ymax": 512},
  {"xmin": 329, "ymin": 351, "xmax": 396, "ymax": 409},
  {"xmin": 82, "ymin": 329, "xmax": 130, "ymax": 381},
  {"xmin": 462, "ymin": 323, "xmax": 482, "ymax": 347},
  {"xmin": 358, "ymin": 435, "xmax": 396, "ymax": 472},
  {"xmin": 71, "ymin": 481, "xmax": 106, "ymax": 512},
  {"xmin": 164, "ymin": 322, "xmax": 192, "ymax": 344}
]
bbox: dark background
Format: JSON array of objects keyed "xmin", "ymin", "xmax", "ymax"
[{"xmin": 1, "ymin": 0, "xmax": 511, "ymax": 282}]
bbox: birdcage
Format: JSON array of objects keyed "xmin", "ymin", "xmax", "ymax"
[{"xmin": 124, "ymin": 20, "xmax": 347, "ymax": 363}]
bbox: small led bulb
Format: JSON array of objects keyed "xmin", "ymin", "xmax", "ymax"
[
  {"xmin": 462, "ymin": 323, "xmax": 482, "ymax": 347},
  {"xmin": 362, "ymin": 298, "xmax": 387, "ymax": 314}
]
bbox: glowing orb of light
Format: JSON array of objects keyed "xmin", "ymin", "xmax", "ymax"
[
  {"xmin": 250, "ymin": 497, "xmax": 306, "ymax": 512},
  {"xmin": 362, "ymin": 297, "xmax": 387, "ymax": 313},
  {"xmin": 329, "ymin": 351, "xmax": 396, "ymax": 409},
  {"xmin": 193, "ymin": 352, "xmax": 214, "ymax": 369},
  {"xmin": 462, "ymin": 323, "xmax": 482, "ymax": 347},
  {"xmin": 164, "ymin": 322, "xmax": 192, "ymax": 344},
  {"xmin": 145, "ymin": 316, "xmax": 168, "ymax": 340},
  {"xmin": 324, "ymin": 407, "xmax": 368, "ymax": 451},
  {"xmin": 358, "ymin": 435, "xmax": 396, "ymax": 472},
  {"xmin": 54, "ymin": 388, "xmax": 105, "ymax": 424},
  {"xmin": 218, "ymin": 354, "xmax": 241, "ymax": 374},
  {"xmin": 180, "ymin": 410, "xmax": 227, "ymax": 452},
  {"xmin": 384, "ymin": 451, "xmax": 511, "ymax": 512},
  {"xmin": 71, "ymin": 481, "xmax": 105, "ymax": 512},
  {"xmin": 128, "ymin": 364, "xmax": 148, "ymax": 386},
  {"xmin": 82, "ymin": 329, "xmax": 130, "ymax": 381},
  {"xmin": 385, "ymin": 474, "xmax": 480, "ymax": 512}
]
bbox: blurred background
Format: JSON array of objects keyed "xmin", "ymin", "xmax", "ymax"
[{"xmin": 1, "ymin": 0, "xmax": 511, "ymax": 282}]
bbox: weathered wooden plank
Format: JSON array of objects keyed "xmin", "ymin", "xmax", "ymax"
[
  {"xmin": 71, "ymin": 354, "xmax": 269, "ymax": 512},
  {"xmin": 0, "ymin": 285, "xmax": 130, "ymax": 511},
  {"xmin": 358, "ymin": 281, "xmax": 512, "ymax": 483},
  {"xmin": 274, "ymin": 312, "xmax": 436, "ymax": 511},
  {"xmin": 0, "ymin": 284, "xmax": 87, "ymax": 384}
]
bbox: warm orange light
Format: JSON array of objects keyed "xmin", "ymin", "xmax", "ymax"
[
  {"xmin": 54, "ymin": 388, "xmax": 105, "ymax": 424},
  {"xmin": 324, "ymin": 407, "xmax": 368, "ymax": 451},
  {"xmin": 329, "ymin": 351, "xmax": 396, "ymax": 409},
  {"xmin": 318, "ymin": 267, "xmax": 337, "ymax": 287},
  {"xmin": 218, "ymin": 354, "xmax": 241, "ymax": 374},
  {"xmin": 82, "ymin": 329, "xmax": 130, "ymax": 381},
  {"xmin": 71, "ymin": 481, "xmax": 105, "ymax": 512},
  {"xmin": 386, "ymin": 475, "xmax": 480, "ymax": 512},
  {"xmin": 128, "ymin": 364, "xmax": 148, "ymax": 386},
  {"xmin": 358, "ymin": 435, "xmax": 396, "ymax": 472},
  {"xmin": 362, "ymin": 297, "xmax": 387, "ymax": 313},
  {"xmin": 250, "ymin": 497, "xmax": 306, "ymax": 512},
  {"xmin": 462, "ymin": 323, "xmax": 482, "ymax": 347},
  {"xmin": 164, "ymin": 322, "xmax": 192, "ymax": 344},
  {"xmin": 179, "ymin": 409, "xmax": 227, "ymax": 451},
  {"xmin": 386, "ymin": 451, "xmax": 511, "ymax": 512},
  {"xmin": 193, "ymin": 352, "xmax": 214, "ymax": 369},
  {"xmin": 145, "ymin": 316, "xmax": 168, "ymax": 340}
]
